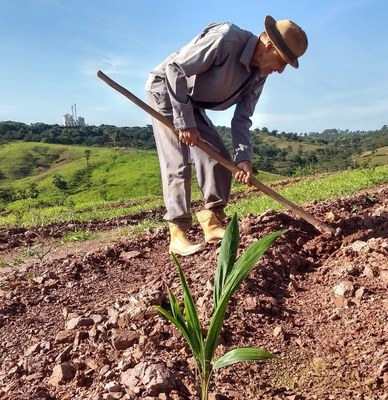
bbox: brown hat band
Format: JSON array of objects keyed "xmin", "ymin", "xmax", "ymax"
[{"xmin": 269, "ymin": 27, "xmax": 297, "ymax": 63}]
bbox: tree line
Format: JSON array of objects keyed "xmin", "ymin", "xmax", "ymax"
[
  {"xmin": 0, "ymin": 121, "xmax": 155, "ymax": 149},
  {"xmin": 0, "ymin": 121, "xmax": 387, "ymax": 176}
]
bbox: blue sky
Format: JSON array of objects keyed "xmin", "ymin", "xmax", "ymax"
[{"xmin": 1, "ymin": 0, "xmax": 387, "ymax": 133}]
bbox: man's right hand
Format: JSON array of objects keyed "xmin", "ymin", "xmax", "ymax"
[
  {"xmin": 178, "ymin": 128, "xmax": 200, "ymax": 147},
  {"xmin": 235, "ymin": 160, "xmax": 253, "ymax": 186}
]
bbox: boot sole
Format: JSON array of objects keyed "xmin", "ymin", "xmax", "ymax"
[{"xmin": 168, "ymin": 243, "xmax": 205, "ymax": 256}]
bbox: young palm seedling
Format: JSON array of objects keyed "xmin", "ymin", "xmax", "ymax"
[{"xmin": 154, "ymin": 214, "xmax": 284, "ymax": 399}]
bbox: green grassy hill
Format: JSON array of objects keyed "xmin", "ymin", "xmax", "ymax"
[
  {"xmin": 0, "ymin": 142, "xmax": 163, "ymax": 206},
  {"xmin": 257, "ymin": 132, "xmax": 322, "ymax": 152},
  {"xmin": 355, "ymin": 146, "xmax": 388, "ymax": 166},
  {"xmin": 0, "ymin": 142, "xmax": 284, "ymax": 211},
  {"xmin": 1, "ymin": 140, "xmax": 387, "ymax": 229}
]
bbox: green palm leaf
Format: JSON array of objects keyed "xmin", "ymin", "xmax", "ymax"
[
  {"xmin": 172, "ymin": 254, "xmax": 204, "ymax": 363},
  {"xmin": 153, "ymin": 305, "xmax": 191, "ymax": 347},
  {"xmin": 213, "ymin": 347, "xmax": 274, "ymax": 370},
  {"xmin": 205, "ymin": 230, "xmax": 285, "ymax": 362},
  {"xmin": 213, "ymin": 213, "xmax": 239, "ymax": 308}
]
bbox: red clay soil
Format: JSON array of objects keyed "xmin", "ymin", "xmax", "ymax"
[{"xmin": 0, "ymin": 184, "xmax": 387, "ymax": 400}]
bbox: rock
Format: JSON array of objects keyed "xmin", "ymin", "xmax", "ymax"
[
  {"xmin": 111, "ymin": 329, "xmax": 140, "ymax": 350},
  {"xmin": 120, "ymin": 361, "xmax": 176, "ymax": 396},
  {"xmin": 24, "ymin": 342, "xmax": 41, "ymax": 356},
  {"xmin": 120, "ymin": 250, "xmax": 143, "ymax": 260},
  {"xmin": 380, "ymin": 270, "xmax": 388, "ymax": 282},
  {"xmin": 333, "ymin": 281, "xmax": 354, "ymax": 298},
  {"xmin": 273, "ymin": 326, "xmax": 284, "ymax": 337},
  {"xmin": 351, "ymin": 240, "xmax": 369, "ymax": 253},
  {"xmin": 55, "ymin": 330, "xmax": 76, "ymax": 344},
  {"xmin": 363, "ymin": 266, "xmax": 375, "ymax": 278},
  {"xmin": 121, "ymin": 362, "xmax": 144, "ymax": 393},
  {"xmin": 243, "ymin": 296, "xmax": 257, "ymax": 310},
  {"xmin": 105, "ymin": 381, "xmax": 123, "ymax": 392},
  {"xmin": 55, "ymin": 345, "xmax": 72, "ymax": 363},
  {"xmin": 65, "ymin": 316, "xmax": 94, "ymax": 330},
  {"xmin": 104, "ymin": 393, "xmax": 124, "ymax": 400},
  {"xmin": 353, "ymin": 287, "xmax": 366, "ymax": 304},
  {"xmin": 48, "ymin": 363, "xmax": 76, "ymax": 386},
  {"xmin": 325, "ymin": 211, "xmax": 339, "ymax": 222},
  {"xmin": 142, "ymin": 363, "xmax": 176, "ymax": 396},
  {"xmin": 90, "ymin": 314, "xmax": 103, "ymax": 324},
  {"xmin": 334, "ymin": 296, "xmax": 349, "ymax": 308}
]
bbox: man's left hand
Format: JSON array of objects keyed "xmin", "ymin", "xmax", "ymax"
[
  {"xmin": 178, "ymin": 128, "xmax": 200, "ymax": 147},
  {"xmin": 235, "ymin": 160, "xmax": 253, "ymax": 186}
]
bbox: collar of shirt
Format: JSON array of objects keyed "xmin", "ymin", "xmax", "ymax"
[{"xmin": 240, "ymin": 35, "xmax": 259, "ymax": 72}]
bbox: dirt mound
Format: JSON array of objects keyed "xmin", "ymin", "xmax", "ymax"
[{"xmin": 0, "ymin": 185, "xmax": 387, "ymax": 400}]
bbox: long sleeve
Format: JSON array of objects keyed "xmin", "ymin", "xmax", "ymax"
[{"xmin": 231, "ymin": 84, "xmax": 264, "ymax": 163}]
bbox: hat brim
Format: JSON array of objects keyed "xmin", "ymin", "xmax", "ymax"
[{"xmin": 264, "ymin": 15, "xmax": 299, "ymax": 68}]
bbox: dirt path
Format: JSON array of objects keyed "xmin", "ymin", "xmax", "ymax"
[{"xmin": 0, "ymin": 184, "xmax": 387, "ymax": 399}]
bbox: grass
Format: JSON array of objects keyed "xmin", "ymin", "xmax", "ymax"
[
  {"xmin": 356, "ymin": 146, "xmax": 388, "ymax": 166},
  {"xmin": 61, "ymin": 229, "xmax": 98, "ymax": 243},
  {"xmin": 0, "ymin": 140, "xmax": 387, "ymax": 229},
  {"xmin": 227, "ymin": 166, "xmax": 388, "ymax": 217},
  {"xmin": 0, "ymin": 142, "xmax": 163, "ymax": 204},
  {"xmin": 1, "ymin": 165, "xmax": 386, "ymax": 229}
]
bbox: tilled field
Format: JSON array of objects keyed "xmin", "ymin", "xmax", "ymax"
[{"xmin": 0, "ymin": 185, "xmax": 387, "ymax": 399}]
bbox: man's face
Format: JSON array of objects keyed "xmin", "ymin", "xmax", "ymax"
[{"xmin": 260, "ymin": 44, "xmax": 288, "ymax": 77}]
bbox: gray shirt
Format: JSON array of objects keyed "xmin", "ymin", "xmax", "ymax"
[{"xmin": 145, "ymin": 22, "xmax": 266, "ymax": 163}]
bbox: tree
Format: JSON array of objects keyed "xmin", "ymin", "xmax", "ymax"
[
  {"xmin": 0, "ymin": 186, "xmax": 16, "ymax": 203},
  {"xmin": 27, "ymin": 183, "xmax": 40, "ymax": 199},
  {"xmin": 53, "ymin": 174, "xmax": 68, "ymax": 192}
]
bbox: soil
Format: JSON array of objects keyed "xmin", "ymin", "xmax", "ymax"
[{"xmin": 0, "ymin": 184, "xmax": 387, "ymax": 400}]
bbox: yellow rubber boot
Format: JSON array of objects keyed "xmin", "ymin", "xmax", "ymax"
[
  {"xmin": 196, "ymin": 210, "xmax": 225, "ymax": 243},
  {"xmin": 168, "ymin": 223, "xmax": 205, "ymax": 256}
]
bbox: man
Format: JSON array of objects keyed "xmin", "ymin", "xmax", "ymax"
[{"xmin": 145, "ymin": 15, "xmax": 308, "ymax": 256}]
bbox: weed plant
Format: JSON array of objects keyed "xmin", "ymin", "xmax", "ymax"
[{"xmin": 154, "ymin": 214, "xmax": 284, "ymax": 399}]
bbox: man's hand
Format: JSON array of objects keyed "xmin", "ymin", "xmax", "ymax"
[
  {"xmin": 235, "ymin": 160, "xmax": 253, "ymax": 186},
  {"xmin": 178, "ymin": 128, "xmax": 200, "ymax": 147}
]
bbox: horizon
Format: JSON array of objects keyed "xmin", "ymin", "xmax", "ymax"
[{"xmin": 1, "ymin": 118, "xmax": 386, "ymax": 135}]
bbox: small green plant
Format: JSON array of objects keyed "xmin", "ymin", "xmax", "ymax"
[
  {"xmin": 25, "ymin": 270, "xmax": 35, "ymax": 279},
  {"xmin": 12, "ymin": 257, "xmax": 24, "ymax": 266},
  {"xmin": 154, "ymin": 214, "xmax": 284, "ymax": 399},
  {"xmin": 61, "ymin": 229, "xmax": 96, "ymax": 243},
  {"xmin": 13, "ymin": 209, "xmax": 25, "ymax": 227},
  {"xmin": 350, "ymin": 204, "xmax": 359, "ymax": 214},
  {"xmin": 25, "ymin": 233, "xmax": 56, "ymax": 263}
]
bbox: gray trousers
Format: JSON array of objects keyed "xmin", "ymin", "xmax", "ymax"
[{"xmin": 145, "ymin": 90, "xmax": 232, "ymax": 226}]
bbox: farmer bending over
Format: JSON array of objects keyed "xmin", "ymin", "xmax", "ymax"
[{"xmin": 145, "ymin": 15, "xmax": 308, "ymax": 256}]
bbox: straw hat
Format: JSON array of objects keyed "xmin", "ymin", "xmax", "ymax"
[{"xmin": 264, "ymin": 15, "xmax": 308, "ymax": 68}]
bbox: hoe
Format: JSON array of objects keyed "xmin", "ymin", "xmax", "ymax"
[{"xmin": 97, "ymin": 70, "xmax": 336, "ymax": 236}]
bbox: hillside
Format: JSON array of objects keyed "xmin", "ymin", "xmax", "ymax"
[
  {"xmin": 0, "ymin": 141, "xmax": 283, "ymax": 215},
  {"xmin": 1, "ymin": 121, "xmax": 388, "ymax": 179},
  {"xmin": 0, "ymin": 143, "xmax": 164, "ymax": 209}
]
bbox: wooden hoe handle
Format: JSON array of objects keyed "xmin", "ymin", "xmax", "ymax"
[{"xmin": 97, "ymin": 70, "xmax": 335, "ymax": 235}]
